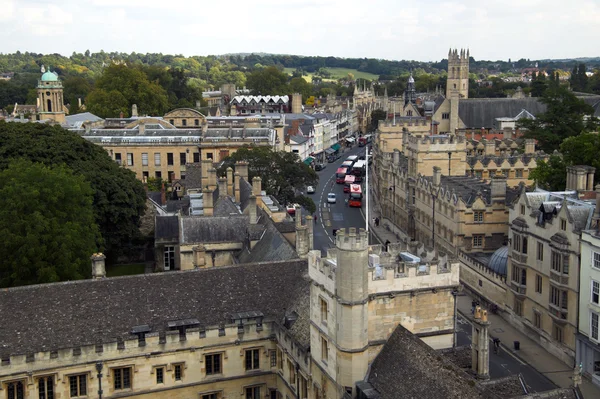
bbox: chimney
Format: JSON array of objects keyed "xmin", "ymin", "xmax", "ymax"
[
  {"xmin": 235, "ymin": 161, "xmax": 249, "ymax": 182},
  {"xmin": 234, "ymin": 172, "xmax": 241, "ymax": 203},
  {"xmin": 252, "ymin": 176, "xmax": 262, "ymax": 196},
  {"xmin": 201, "ymin": 160, "xmax": 212, "ymax": 189},
  {"xmin": 139, "ymin": 122, "xmax": 145, "ymax": 134},
  {"xmin": 208, "ymin": 168, "xmax": 217, "ymax": 190},
  {"xmin": 292, "ymin": 93, "xmax": 302, "ymax": 114},
  {"xmin": 566, "ymin": 166, "xmax": 591, "ymax": 191},
  {"xmin": 295, "ymin": 206, "xmax": 302, "ymax": 229},
  {"xmin": 491, "ymin": 175, "xmax": 507, "ymax": 203},
  {"xmin": 524, "ymin": 139, "xmax": 535, "ymax": 155},
  {"xmin": 503, "ymin": 127, "xmax": 513, "ymax": 140},
  {"xmin": 132, "ymin": 104, "xmax": 138, "ymax": 117},
  {"xmin": 306, "ymin": 215, "xmax": 314, "ymax": 251},
  {"xmin": 160, "ymin": 182, "xmax": 167, "ymax": 206},
  {"xmin": 433, "ymin": 166, "xmax": 441, "ymax": 187},
  {"xmin": 249, "ymin": 195, "xmax": 258, "ymax": 224},
  {"xmin": 218, "ymin": 177, "xmax": 227, "ymax": 198},
  {"xmin": 587, "ymin": 167, "xmax": 595, "ymax": 191},
  {"xmin": 484, "ymin": 140, "xmax": 495, "ymax": 156},
  {"xmin": 196, "ymin": 100, "xmax": 201, "ymax": 110},
  {"xmin": 393, "ymin": 149, "xmax": 400, "ymax": 165},
  {"xmin": 226, "ymin": 167, "xmax": 234, "ymax": 196},
  {"xmin": 91, "ymin": 253, "xmax": 106, "ymax": 279},
  {"xmin": 203, "ymin": 188, "xmax": 214, "ymax": 216}
]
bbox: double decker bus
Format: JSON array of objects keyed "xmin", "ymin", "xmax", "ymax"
[
  {"xmin": 348, "ymin": 184, "xmax": 363, "ymax": 207},
  {"xmin": 351, "ymin": 160, "xmax": 366, "ymax": 183},
  {"xmin": 341, "ymin": 160, "xmax": 354, "ymax": 170},
  {"xmin": 358, "ymin": 134, "xmax": 372, "ymax": 147},
  {"xmin": 335, "ymin": 167, "xmax": 348, "ymax": 184},
  {"xmin": 343, "ymin": 174, "xmax": 356, "ymax": 193}
]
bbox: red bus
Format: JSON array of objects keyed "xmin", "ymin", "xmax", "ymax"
[
  {"xmin": 348, "ymin": 184, "xmax": 363, "ymax": 207},
  {"xmin": 358, "ymin": 134, "xmax": 372, "ymax": 147},
  {"xmin": 336, "ymin": 167, "xmax": 348, "ymax": 184},
  {"xmin": 343, "ymin": 174, "xmax": 356, "ymax": 193},
  {"xmin": 351, "ymin": 160, "xmax": 366, "ymax": 183}
]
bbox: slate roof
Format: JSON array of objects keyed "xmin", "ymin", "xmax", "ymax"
[
  {"xmin": 239, "ymin": 177, "xmax": 252, "ymax": 211},
  {"xmin": 459, "ymin": 98, "xmax": 547, "ymax": 129},
  {"xmin": 64, "ymin": 112, "xmax": 103, "ymax": 128},
  {"xmin": 275, "ymin": 221, "xmax": 296, "ymax": 233},
  {"xmin": 289, "ymin": 134, "xmax": 309, "ymax": 145},
  {"xmin": 368, "ymin": 324, "xmax": 483, "ymax": 399},
  {"xmin": 428, "ymin": 175, "xmax": 520, "ymax": 206},
  {"xmin": 0, "ymin": 259, "xmax": 310, "ymax": 358},
  {"xmin": 213, "ymin": 196, "xmax": 241, "ymax": 217},
  {"xmin": 147, "ymin": 191, "xmax": 163, "ymax": 205},
  {"xmin": 155, "ymin": 215, "xmax": 179, "ymax": 241},
  {"xmin": 183, "ymin": 163, "xmax": 203, "ymax": 190},
  {"xmin": 238, "ymin": 209, "xmax": 298, "ymax": 264},
  {"xmin": 181, "ymin": 216, "xmax": 249, "ymax": 244},
  {"xmin": 166, "ymin": 197, "xmax": 190, "ymax": 214}
]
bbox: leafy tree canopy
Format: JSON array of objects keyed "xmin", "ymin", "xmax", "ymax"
[
  {"xmin": 0, "ymin": 122, "xmax": 147, "ymax": 263},
  {"xmin": 217, "ymin": 147, "xmax": 318, "ymax": 207},
  {"xmin": 0, "ymin": 160, "xmax": 101, "ymax": 287},
  {"xmin": 246, "ymin": 66, "xmax": 289, "ymax": 95},
  {"xmin": 370, "ymin": 109, "xmax": 387, "ymax": 130},
  {"xmin": 519, "ymin": 86, "xmax": 599, "ymax": 152}
]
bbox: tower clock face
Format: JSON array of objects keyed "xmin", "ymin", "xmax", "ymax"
[{"xmin": 46, "ymin": 91, "xmax": 51, "ymax": 96}]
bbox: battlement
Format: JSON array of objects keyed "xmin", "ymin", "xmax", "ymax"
[
  {"xmin": 407, "ymin": 134, "xmax": 466, "ymax": 147},
  {"xmin": 335, "ymin": 227, "xmax": 368, "ymax": 251},
  {"xmin": 379, "ymin": 118, "xmax": 428, "ymax": 129},
  {"xmin": 0, "ymin": 319, "xmax": 271, "ymax": 372}
]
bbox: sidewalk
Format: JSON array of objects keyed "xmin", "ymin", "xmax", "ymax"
[{"xmin": 364, "ymin": 180, "xmax": 600, "ymax": 397}]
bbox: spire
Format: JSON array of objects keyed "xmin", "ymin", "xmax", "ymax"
[{"xmin": 384, "ymin": 86, "xmax": 388, "ymax": 98}]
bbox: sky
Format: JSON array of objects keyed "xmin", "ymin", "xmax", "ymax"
[{"xmin": 1, "ymin": 0, "xmax": 599, "ymax": 62}]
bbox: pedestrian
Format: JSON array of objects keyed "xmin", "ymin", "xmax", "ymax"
[
  {"xmin": 314, "ymin": 214, "xmax": 318, "ymax": 222},
  {"xmin": 385, "ymin": 240, "xmax": 390, "ymax": 251},
  {"xmin": 375, "ymin": 217, "xmax": 380, "ymax": 227},
  {"xmin": 471, "ymin": 300, "xmax": 476, "ymax": 315},
  {"xmin": 493, "ymin": 338, "xmax": 501, "ymax": 354}
]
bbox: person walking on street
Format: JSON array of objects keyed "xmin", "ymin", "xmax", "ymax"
[
  {"xmin": 493, "ymin": 338, "xmax": 501, "ymax": 354},
  {"xmin": 375, "ymin": 217, "xmax": 380, "ymax": 227}
]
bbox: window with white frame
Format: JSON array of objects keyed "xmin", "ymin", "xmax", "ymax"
[
  {"xmin": 591, "ymin": 311, "xmax": 599, "ymax": 341},
  {"xmin": 592, "ymin": 280, "xmax": 600, "ymax": 305},
  {"xmin": 154, "ymin": 152, "xmax": 161, "ymax": 166},
  {"xmin": 164, "ymin": 246, "xmax": 175, "ymax": 270},
  {"xmin": 594, "ymin": 252, "xmax": 600, "ymax": 270},
  {"xmin": 142, "ymin": 153, "xmax": 148, "ymax": 166}
]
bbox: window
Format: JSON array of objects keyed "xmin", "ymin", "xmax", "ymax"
[
  {"xmin": 536, "ymin": 274, "xmax": 542, "ymax": 294},
  {"xmin": 514, "ymin": 298, "xmax": 523, "ymax": 316},
  {"xmin": 474, "ymin": 211, "xmax": 484, "ymax": 223},
  {"xmin": 550, "ymin": 286, "xmax": 568, "ymax": 309},
  {"xmin": 142, "ymin": 153, "xmax": 148, "ymax": 166},
  {"xmin": 169, "ymin": 119, "xmax": 175, "ymax": 125},
  {"xmin": 537, "ymin": 242, "xmax": 544, "ymax": 261},
  {"xmin": 511, "ymin": 265, "xmax": 526, "ymax": 285},
  {"xmin": 320, "ymin": 297, "xmax": 328, "ymax": 324},
  {"xmin": 167, "ymin": 153, "xmax": 174, "ymax": 166},
  {"xmin": 321, "ymin": 336, "xmax": 328, "ymax": 363},
  {"xmin": 473, "ymin": 234, "xmax": 483, "ymax": 248},
  {"xmin": 202, "ymin": 394, "xmax": 220, "ymax": 399},
  {"xmin": 513, "ymin": 234, "xmax": 527, "ymax": 254},
  {"xmin": 115, "ymin": 153, "xmax": 122, "ymax": 165},
  {"xmin": 38, "ymin": 376, "xmax": 53, "ymax": 399},
  {"xmin": 520, "ymin": 204, "xmax": 526, "ymax": 215},
  {"xmin": 174, "ymin": 364, "xmax": 183, "ymax": 381},
  {"xmin": 442, "ymin": 112, "xmax": 450, "ymax": 119},
  {"xmin": 245, "ymin": 349, "xmax": 260, "ymax": 370},
  {"xmin": 164, "ymin": 246, "xmax": 175, "ymax": 271},
  {"xmin": 113, "ymin": 367, "xmax": 131, "ymax": 390},
  {"xmin": 287, "ymin": 360, "xmax": 296, "ymax": 384},
  {"xmin": 516, "ymin": 169, "xmax": 523, "ymax": 178},
  {"xmin": 534, "ymin": 311, "xmax": 542, "ymax": 328},
  {"xmin": 207, "ymin": 153, "xmax": 213, "ymax": 160},
  {"xmin": 182, "ymin": 119, "xmax": 187, "ymax": 126},
  {"xmin": 69, "ymin": 374, "xmax": 87, "ymax": 398},
  {"xmin": 154, "ymin": 152, "xmax": 161, "ymax": 166},
  {"xmin": 126, "ymin": 153, "xmax": 134, "ymax": 166},
  {"xmin": 155, "ymin": 171, "xmax": 162, "ymax": 179},
  {"xmin": 269, "ymin": 350, "xmax": 277, "ymax": 368},
  {"xmin": 277, "ymin": 348, "xmax": 283, "ymax": 370},
  {"xmin": 551, "ymin": 251, "xmax": 569, "ymax": 275},
  {"xmin": 143, "ymin": 171, "xmax": 149, "ymax": 182},
  {"xmin": 299, "ymin": 375, "xmax": 308, "ymax": 399},
  {"xmin": 552, "ymin": 323, "xmax": 564, "ymax": 343},
  {"xmin": 407, "ymin": 110, "xmax": 413, "ymax": 116},
  {"xmin": 6, "ymin": 381, "xmax": 24, "ymax": 399},
  {"xmin": 205, "ymin": 353, "xmax": 222, "ymax": 375},
  {"xmin": 594, "ymin": 252, "xmax": 600, "ymax": 270},
  {"xmin": 592, "ymin": 280, "xmax": 600, "ymax": 305},
  {"xmin": 246, "ymin": 387, "xmax": 260, "ymax": 399},
  {"xmin": 195, "ymin": 119, "xmax": 200, "ymax": 126},
  {"xmin": 193, "ymin": 152, "xmax": 200, "ymax": 163},
  {"xmin": 560, "ymin": 218, "xmax": 567, "ymax": 231},
  {"xmin": 592, "ymin": 312, "xmax": 599, "ymax": 341},
  {"xmin": 180, "ymin": 152, "xmax": 186, "ymax": 165},
  {"xmin": 156, "ymin": 367, "xmax": 164, "ymax": 384}
]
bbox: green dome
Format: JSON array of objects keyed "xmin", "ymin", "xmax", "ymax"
[{"xmin": 41, "ymin": 71, "xmax": 58, "ymax": 82}]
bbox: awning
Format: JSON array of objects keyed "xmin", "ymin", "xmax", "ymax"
[
  {"xmin": 303, "ymin": 157, "xmax": 314, "ymax": 165},
  {"xmin": 345, "ymin": 137, "xmax": 356, "ymax": 143},
  {"xmin": 325, "ymin": 148, "xmax": 335, "ymax": 155},
  {"xmin": 331, "ymin": 143, "xmax": 341, "ymax": 151}
]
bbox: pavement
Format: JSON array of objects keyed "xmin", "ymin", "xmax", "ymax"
[{"xmin": 364, "ymin": 175, "xmax": 600, "ymax": 397}]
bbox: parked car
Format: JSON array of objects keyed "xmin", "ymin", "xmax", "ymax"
[
  {"xmin": 327, "ymin": 193, "xmax": 336, "ymax": 203},
  {"xmin": 306, "ymin": 186, "xmax": 315, "ymax": 194},
  {"xmin": 315, "ymin": 163, "xmax": 326, "ymax": 171}
]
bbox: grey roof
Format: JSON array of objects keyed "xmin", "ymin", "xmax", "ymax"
[
  {"xmin": 275, "ymin": 221, "xmax": 296, "ymax": 233},
  {"xmin": 213, "ymin": 196, "xmax": 241, "ymax": 216},
  {"xmin": 166, "ymin": 197, "xmax": 190, "ymax": 214},
  {"xmin": 64, "ymin": 112, "xmax": 103, "ymax": 127},
  {"xmin": 147, "ymin": 191, "xmax": 162, "ymax": 204},
  {"xmin": 239, "ymin": 177, "xmax": 252, "ymax": 211},
  {"xmin": 238, "ymin": 209, "xmax": 298, "ymax": 264},
  {"xmin": 183, "ymin": 163, "xmax": 203, "ymax": 190},
  {"xmin": 429, "ymin": 175, "xmax": 520, "ymax": 206},
  {"xmin": 459, "ymin": 98, "xmax": 547, "ymax": 129},
  {"xmin": 155, "ymin": 216, "xmax": 179, "ymax": 241},
  {"xmin": 368, "ymin": 324, "xmax": 483, "ymax": 399},
  {"xmin": 0, "ymin": 259, "xmax": 310, "ymax": 358},
  {"xmin": 289, "ymin": 135, "xmax": 309, "ymax": 145},
  {"xmin": 181, "ymin": 216, "xmax": 249, "ymax": 244},
  {"xmin": 488, "ymin": 246, "xmax": 508, "ymax": 276}
]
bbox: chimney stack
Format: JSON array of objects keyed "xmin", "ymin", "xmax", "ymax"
[
  {"xmin": 249, "ymin": 195, "xmax": 258, "ymax": 224},
  {"xmin": 91, "ymin": 253, "xmax": 106, "ymax": 279},
  {"xmin": 566, "ymin": 166, "xmax": 595, "ymax": 192},
  {"xmin": 484, "ymin": 140, "xmax": 495, "ymax": 156},
  {"xmin": 203, "ymin": 188, "xmax": 214, "ymax": 216},
  {"xmin": 234, "ymin": 172, "xmax": 241, "ymax": 203},
  {"xmin": 433, "ymin": 166, "xmax": 441, "ymax": 187},
  {"xmin": 291, "ymin": 93, "xmax": 302, "ymax": 114},
  {"xmin": 235, "ymin": 161, "xmax": 249, "ymax": 183},
  {"xmin": 132, "ymin": 104, "xmax": 138, "ymax": 118},
  {"xmin": 306, "ymin": 215, "xmax": 314, "ymax": 251},
  {"xmin": 160, "ymin": 182, "xmax": 167, "ymax": 206},
  {"xmin": 491, "ymin": 175, "xmax": 507, "ymax": 203},
  {"xmin": 524, "ymin": 139, "xmax": 535, "ymax": 155},
  {"xmin": 218, "ymin": 177, "xmax": 227, "ymax": 198},
  {"xmin": 503, "ymin": 127, "xmax": 513, "ymax": 140},
  {"xmin": 252, "ymin": 176, "xmax": 262, "ymax": 196},
  {"xmin": 226, "ymin": 167, "xmax": 234, "ymax": 196},
  {"xmin": 208, "ymin": 168, "xmax": 218, "ymax": 190},
  {"xmin": 201, "ymin": 160, "xmax": 212, "ymax": 189}
]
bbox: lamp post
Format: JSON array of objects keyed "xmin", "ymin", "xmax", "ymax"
[
  {"xmin": 96, "ymin": 362, "xmax": 104, "ymax": 399},
  {"xmin": 389, "ymin": 185, "xmax": 396, "ymax": 228}
]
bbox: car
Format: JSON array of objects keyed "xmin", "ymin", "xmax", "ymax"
[
  {"xmin": 315, "ymin": 163, "xmax": 326, "ymax": 171},
  {"xmin": 358, "ymin": 155, "xmax": 365, "ymax": 160},
  {"xmin": 286, "ymin": 203, "xmax": 300, "ymax": 215},
  {"xmin": 327, "ymin": 193, "xmax": 336, "ymax": 203},
  {"xmin": 306, "ymin": 186, "xmax": 315, "ymax": 194},
  {"xmin": 327, "ymin": 156, "xmax": 335, "ymax": 163}
]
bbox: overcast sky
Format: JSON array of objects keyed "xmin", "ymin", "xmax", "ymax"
[{"xmin": 1, "ymin": 0, "xmax": 598, "ymax": 62}]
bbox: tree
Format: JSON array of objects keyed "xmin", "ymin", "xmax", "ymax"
[
  {"xmin": 529, "ymin": 155, "xmax": 567, "ymax": 191},
  {"xmin": 217, "ymin": 147, "xmax": 318, "ymax": 206},
  {"xmin": 86, "ymin": 89, "xmax": 129, "ymax": 118},
  {"xmin": 63, "ymin": 76, "xmax": 93, "ymax": 114},
  {"xmin": 530, "ymin": 72, "xmax": 547, "ymax": 97},
  {"xmin": 246, "ymin": 66, "xmax": 289, "ymax": 95},
  {"xmin": 0, "ymin": 160, "xmax": 101, "ymax": 287},
  {"xmin": 370, "ymin": 109, "xmax": 387, "ymax": 130},
  {"xmin": 0, "ymin": 122, "xmax": 147, "ymax": 263},
  {"xmin": 289, "ymin": 77, "xmax": 312, "ymax": 103},
  {"xmin": 519, "ymin": 86, "xmax": 599, "ymax": 152}
]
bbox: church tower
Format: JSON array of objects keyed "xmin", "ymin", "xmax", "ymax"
[
  {"xmin": 404, "ymin": 72, "xmax": 416, "ymax": 105},
  {"xmin": 36, "ymin": 65, "xmax": 66, "ymax": 123},
  {"xmin": 446, "ymin": 48, "xmax": 470, "ymax": 99}
]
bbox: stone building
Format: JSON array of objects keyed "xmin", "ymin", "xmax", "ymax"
[{"xmin": 505, "ymin": 167, "xmax": 597, "ymax": 365}]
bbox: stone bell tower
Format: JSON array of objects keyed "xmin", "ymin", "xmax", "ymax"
[
  {"xmin": 36, "ymin": 65, "xmax": 66, "ymax": 123},
  {"xmin": 446, "ymin": 48, "xmax": 470, "ymax": 99}
]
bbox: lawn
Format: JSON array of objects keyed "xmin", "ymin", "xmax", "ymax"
[
  {"xmin": 283, "ymin": 67, "xmax": 378, "ymax": 82},
  {"xmin": 106, "ymin": 263, "xmax": 146, "ymax": 277}
]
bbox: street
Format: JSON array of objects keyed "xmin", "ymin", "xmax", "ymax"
[
  {"xmin": 456, "ymin": 312, "xmax": 556, "ymax": 393},
  {"xmin": 310, "ymin": 145, "xmax": 374, "ymax": 254}
]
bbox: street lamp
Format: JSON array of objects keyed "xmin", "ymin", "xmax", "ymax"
[
  {"xmin": 389, "ymin": 186, "xmax": 396, "ymax": 227},
  {"xmin": 96, "ymin": 362, "xmax": 104, "ymax": 399}
]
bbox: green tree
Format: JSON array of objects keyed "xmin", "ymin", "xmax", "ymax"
[
  {"xmin": 0, "ymin": 160, "xmax": 101, "ymax": 287},
  {"xmin": 246, "ymin": 66, "xmax": 289, "ymax": 95},
  {"xmin": 289, "ymin": 77, "xmax": 313, "ymax": 103},
  {"xmin": 530, "ymin": 72, "xmax": 547, "ymax": 97},
  {"xmin": 86, "ymin": 89, "xmax": 129, "ymax": 118},
  {"xmin": 217, "ymin": 147, "xmax": 318, "ymax": 206},
  {"xmin": 370, "ymin": 109, "xmax": 387, "ymax": 130},
  {"xmin": 0, "ymin": 122, "xmax": 147, "ymax": 263},
  {"xmin": 63, "ymin": 76, "xmax": 93, "ymax": 114},
  {"xmin": 529, "ymin": 155, "xmax": 567, "ymax": 191},
  {"xmin": 519, "ymin": 86, "xmax": 599, "ymax": 152}
]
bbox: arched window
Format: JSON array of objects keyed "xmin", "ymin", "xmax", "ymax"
[{"xmin": 47, "ymin": 99, "xmax": 52, "ymax": 112}]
